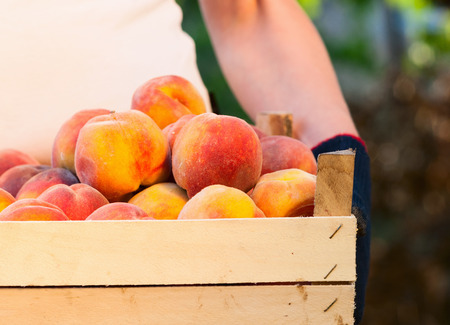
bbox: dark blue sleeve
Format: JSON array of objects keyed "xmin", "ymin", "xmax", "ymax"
[{"xmin": 312, "ymin": 135, "xmax": 371, "ymax": 325}]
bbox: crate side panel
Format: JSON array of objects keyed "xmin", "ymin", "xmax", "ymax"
[
  {"xmin": 0, "ymin": 284, "xmax": 355, "ymax": 324},
  {"xmin": 0, "ymin": 217, "xmax": 356, "ymax": 286}
]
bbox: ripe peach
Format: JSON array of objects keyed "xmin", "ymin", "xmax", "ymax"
[
  {"xmin": 15, "ymin": 167, "xmax": 79, "ymax": 200},
  {"xmin": 172, "ymin": 113, "xmax": 262, "ymax": 198},
  {"xmin": 250, "ymin": 168, "xmax": 316, "ymax": 218},
  {"xmin": 85, "ymin": 202, "xmax": 150, "ymax": 220},
  {"xmin": 260, "ymin": 136, "xmax": 317, "ymax": 176},
  {"xmin": 131, "ymin": 75, "xmax": 207, "ymax": 129},
  {"xmin": 0, "ymin": 164, "xmax": 51, "ymax": 197},
  {"xmin": 178, "ymin": 184, "xmax": 265, "ymax": 219},
  {"xmin": 75, "ymin": 110, "xmax": 171, "ymax": 202},
  {"xmin": 0, "ymin": 148, "xmax": 40, "ymax": 176},
  {"xmin": 37, "ymin": 183, "xmax": 109, "ymax": 221},
  {"xmin": 52, "ymin": 108, "xmax": 111, "ymax": 174},
  {"xmin": 0, "ymin": 188, "xmax": 16, "ymax": 213},
  {"xmin": 162, "ymin": 114, "xmax": 196, "ymax": 150},
  {"xmin": 0, "ymin": 198, "xmax": 69, "ymax": 221},
  {"xmin": 129, "ymin": 182, "xmax": 188, "ymax": 220}
]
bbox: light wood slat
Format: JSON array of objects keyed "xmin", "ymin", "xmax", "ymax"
[
  {"xmin": 0, "ymin": 284, "xmax": 355, "ymax": 325},
  {"xmin": 314, "ymin": 150, "xmax": 356, "ymax": 217},
  {"xmin": 0, "ymin": 216, "xmax": 356, "ymax": 286}
]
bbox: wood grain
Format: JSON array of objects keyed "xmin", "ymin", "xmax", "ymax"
[
  {"xmin": 0, "ymin": 217, "xmax": 356, "ymax": 286},
  {"xmin": 314, "ymin": 150, "xmax": 356, "ymax": 217},
  {"xmin": 0, "ymin": 284, "xmax": 355, "ymax": 325},
  {"xmin": 0, "ymin": 149, "xmax": 358, "ymax": 323}
]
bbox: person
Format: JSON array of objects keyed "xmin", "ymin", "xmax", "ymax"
[
  {"xmin": 1, "ymin": 0, "xmax": 370, "ymax": 322},
  {"xmin": 0, "ymin": 0, "xmax": 211, "ymax": 164},
  {"xmin": 197, "ymin": 1, "xmax": 371, "ymax": 323}
]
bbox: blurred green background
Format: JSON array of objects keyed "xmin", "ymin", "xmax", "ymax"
[{"xmin": 177, "ymin": 0, "xmax": 450, "ymax": 324}]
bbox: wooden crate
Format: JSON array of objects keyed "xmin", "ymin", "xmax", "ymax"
[{"xmin": 0, "ymin": 151, "xmax": 356, "ymax": 324}]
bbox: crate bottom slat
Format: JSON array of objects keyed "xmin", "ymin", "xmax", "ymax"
[{"xmin": 0, "ymin": 284, "xmax": 354, "ymax": 324}]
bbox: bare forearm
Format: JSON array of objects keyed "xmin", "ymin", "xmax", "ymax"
[{"xmin": 198, "ymin": 0, "xmax": 358, "ymax": 146}]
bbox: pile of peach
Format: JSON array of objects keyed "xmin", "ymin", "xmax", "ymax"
[{"xmin": 0, "ymin": 75, "xmax": 317, "ymax": 221}]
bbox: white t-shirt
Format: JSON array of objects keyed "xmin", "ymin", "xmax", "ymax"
[{"xmin": 0, "ymin": 0, "xmax": 210, "ymax": 163}]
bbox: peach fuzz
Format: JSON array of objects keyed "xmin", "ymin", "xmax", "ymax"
[
  {"xmin": 172, "ymin": 113, "xmax": 262, "ymax": 198},
  {"xmin": 131, "ymin": 75, "xmax": 207, "ymax": 129},
  {"xmin": 0, "ymin": 164, "xmax": 51, "ymax": 197},
  {"xmin": 15, "ymin": 167, "xmax": 79, "ymax": 200},
  {"xmin": 37, "ymin": 183, "xmax": 109, "ymax": 221},
  {"xmin": 129, "ymin": 182, "xmax": 188, "ymax": 220},
  {"xmin": 162, "ymin": 114, "xmax": 195, "ymax": 150},
  {"xmin": 178, "ymin": 184, "xmax": 265, "ymax": 220},
  {"xmin": 75, "ymin": 110, "xmax": 171, "ymax": 202},
  {"xmin": 0, "ymin": 148, "xmax": 40, "ymax": 176},
  {"xmin": 86, "ymin": 202, "xmax": 151, "ymax": 220},
  {"xmin": 52, "ymin": 108, "xmax": 111, "ymax": 174},
  {"xmin": 250, "ymin": 168, "xmax": 316, "ymax": 218},
  {"xmin": 260, "ymin": 135, "xmax": 317, "ymax": 176},
  {"xmin": 0, "ymin": 188, "xmax": 16, "ymax": 213},
  {"xmin": 0, "ymin": 198, "xmax": 69, "ymax": 221}
]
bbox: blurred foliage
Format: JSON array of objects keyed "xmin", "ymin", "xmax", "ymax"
[
  {"xmin": 387, "ymin": 0, "xmax": 432, "ymax": 10},
  {"xmin": 314, "ymin": 1, "xmax": 380, "ymax": 73},
  {"xmin": 178, "ymin": 1, "xmax": 450, "ymax": 324},
  {"xmin": 297, "ymin": 0, "xmax": 322, "ymax": 17}
]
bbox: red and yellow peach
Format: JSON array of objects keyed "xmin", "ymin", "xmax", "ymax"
[
  {"xmin": 172, "ymin": 113, "xmax": 262, "ymax": 198},
  {"xmin": 74, "ymin": 110, "xmax": 171, "ymax": 201},
  {"xmin": 52, "ymin": 108, "xmax": 111, "ymax": 174},
  {"xmin": 15, "ymin": 167, "xmax": 79, "ymax": 200},
  {"xmin": 0, "ymin": 198, "xmax": 69, "ymax": 221},
  {"xmin": 86, "ymin": 202, "xmax": 150, "ymax": 220},
  {"xmin": 0, "ymin": 164, "xmax": 50, "ymax": 197},
  {"xmin": 260, "ymin": 136, "xmax": 317, "ymax": 176},
  {"xmin": 129, "ymin": 182, "xmax": 188, "ymax": 220},
  {"xmin": 250, "ymin": 168, "xmax": 316, "ymax": 218},
  {"xmin": 131, "ymin": 75, "xmax": 207, "ymax": 129},
  {"xmin": 0, "ymin": 148, "xmax": 40, "ymax": 176},
  {"xmin": 178, "ymin": 184, "xmax": 265, "ymax": 219},
  {"xmin": 37, "ymin": 183, "xmax": 109, "ymax": 220}
]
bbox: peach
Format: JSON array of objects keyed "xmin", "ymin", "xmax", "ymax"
[
  {"xmin": 131, "ymin": 75, "xmax": 207, "ymax": 129},
  {"xmin": 250, "ymin": 168, "xmax": 316, "ymax": 218},
  {"xmin": 172, "ymin": 113, "xmax": 262, "ymax": 198},
  {"xmin": 162, "ymin": 114, "xmax": 196, "ymax": 150},
  {"xmin": 37, "ymin": 183, "xmax": 109, "ymax": 221},
  {"xmin": 15, "ymin": 167, "xmax": 79, "ymax": 200},
  {"xmin": 178, "ymin": 184, "xmax": 265, "ymax": 220},
  {"xmin": 129, "ymin": 182, "xmax": 188, "ymax": 220},
  {"xmin": 85, "ymin": 202, "xmax": 150, "ymax": 220},
  {"xmin": 0, "ymin": 164, "xmax": 51, "ymax": 197},
  {"xmin": 52, "ymin": 108, "xmax": 111, "ymax": 174},
  {"xmin": 0, "ymin": 198, "xmax": 69, "ymax": 221},
  {"xmin": 260, "ymin": 136, "xmax": 317, "ymax": 176},
  {"xmin": 75, "ymin": 110, "xmax": 171, "ymax": 202},
  {"xmin": 0, "ymin": 148, "xmax": 40, "ymax": 176},
  {"xmin": 0, "ymin": 188, "xmax": 16, "ymax": 213}
]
